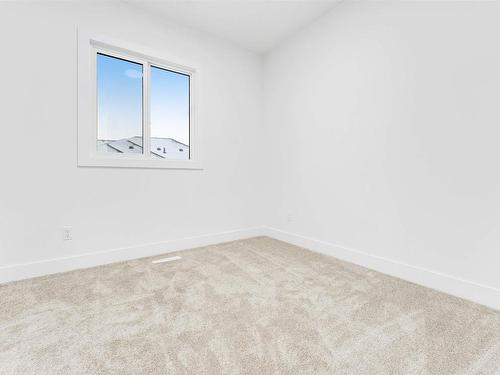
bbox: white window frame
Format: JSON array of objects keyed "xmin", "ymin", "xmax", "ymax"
[{"xmin": 78, "ymin": 29, "xmax": 201, "ymax": 169}]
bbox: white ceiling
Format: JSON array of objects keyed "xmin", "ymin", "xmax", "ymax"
[{"xmin": 126, "ymin": 1, "xmax": 341, "ymax": 54}]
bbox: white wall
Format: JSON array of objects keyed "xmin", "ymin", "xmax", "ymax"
[
  {"xmin": 264, "ymin": 1, "xmax": 500, "ymax": 291},
  {"xmin": 0, "ymin": 2, "xmax": 264, "ymax": 268}
]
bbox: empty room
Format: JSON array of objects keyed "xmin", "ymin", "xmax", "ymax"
[{"xmin": 1, "ymin": 0, "xmax": 500, "ymax": 373}]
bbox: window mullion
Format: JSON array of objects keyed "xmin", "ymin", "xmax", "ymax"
[{"xmin": 142, "ymin": 62, "xmax": 151, "ymax": 159}]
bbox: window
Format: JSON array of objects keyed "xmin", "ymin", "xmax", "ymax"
[
  {"xmin": 78, "ymin": 30, "xmax": 200, "ymax": 169},
  {"xmin": 150, "ymin": 66, "xmax": 190, "ymax": 160},
  {"xmin": 97, "ymin": 54, "xmax": 143, "ymax": 155}
]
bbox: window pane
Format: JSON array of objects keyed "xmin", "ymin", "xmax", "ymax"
[
  {"xmin": 97, "ymin": 53, "xmax": 143, "ymax": 154},
  {"xmin": 150, "ymin": 66, "xmax": 190, "ymax": 160}
]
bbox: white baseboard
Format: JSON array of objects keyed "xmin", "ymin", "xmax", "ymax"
[
  {"xmin": 0, "ymin": 227, "xmax": 263, "ymax": 284},
  {"xmin": 262, "ymin": 226, "xmax": 500, "ymax": 311},
  {"xmin": 2, "ymin": 225, "xmax": 499, "ymax": 311}
]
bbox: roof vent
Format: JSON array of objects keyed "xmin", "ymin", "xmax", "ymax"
[{"xmin": 129, "ymin": 145, "xmax": 134, "ymax": 150}]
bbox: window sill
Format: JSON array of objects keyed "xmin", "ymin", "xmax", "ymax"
[{"xmin": 77, "ymin": 156, "xmax": 203, "ymax": 170}]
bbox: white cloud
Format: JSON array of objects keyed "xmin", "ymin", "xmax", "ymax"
[{"xmin": 125, "ymin": 69, "xmax": 143, "ymax": 79}]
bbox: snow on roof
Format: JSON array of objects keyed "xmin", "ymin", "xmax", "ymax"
[{"xmin": 98, "ymin": 137, "xmax": 189, "ymax": 160}]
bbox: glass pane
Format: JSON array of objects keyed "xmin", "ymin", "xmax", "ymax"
[
  {"xmin": 150, "ymin": 66, "xmax": 190, "ymax": 160},
  {"xmin": 97, "ymin": 53, "xmax": 143, "ymax": 154}
]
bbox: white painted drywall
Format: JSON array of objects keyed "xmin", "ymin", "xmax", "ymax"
[
  {"xmin": 0, "ymin": 2, "xmax": 264, "ymax": 266},
  {"xmin": 264, "ymin": 1, "xmax": 500, "ymax": 290},
  {"xmin": 126, "ymin": 1, "xmax": 340, "ymax": 53}
]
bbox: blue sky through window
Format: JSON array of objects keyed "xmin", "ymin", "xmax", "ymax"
[
  {"xmin": 97, "ymin": 53, "xmax": 190, "ymax": 147},
  {"xmin": 151, "ymin": 66, "xmax": 190, "ymax": 146},
  {"xmin": 97, "ymin": 53, "xmax": 143, "ymax": 141}
]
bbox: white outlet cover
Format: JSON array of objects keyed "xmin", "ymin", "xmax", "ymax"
[{"xmin": 63, "ymin": 226, "xmax": 72, "ymax": 241}]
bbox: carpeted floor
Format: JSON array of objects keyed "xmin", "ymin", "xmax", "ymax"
[{"xmin": 1, "ymin": 237, "xmax": 500, "ymax": 374}]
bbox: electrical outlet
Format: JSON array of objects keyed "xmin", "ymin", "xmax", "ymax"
[
  {"xmin": 63, "ymin": 226, "xmax": 72, "ymax": 241},
  {"xmin": 287, "ymin": 213, "xmax": 293, "ymax": 223}
]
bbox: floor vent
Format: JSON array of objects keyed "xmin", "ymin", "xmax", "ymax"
[{"xmin": 152, "ymin": 256, "xmax": 182, "ymax": 264}]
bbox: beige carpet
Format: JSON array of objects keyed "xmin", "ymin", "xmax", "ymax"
[{"xmin": 1, "ymin": 237, "xmax": 500, "ymax": 374}]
